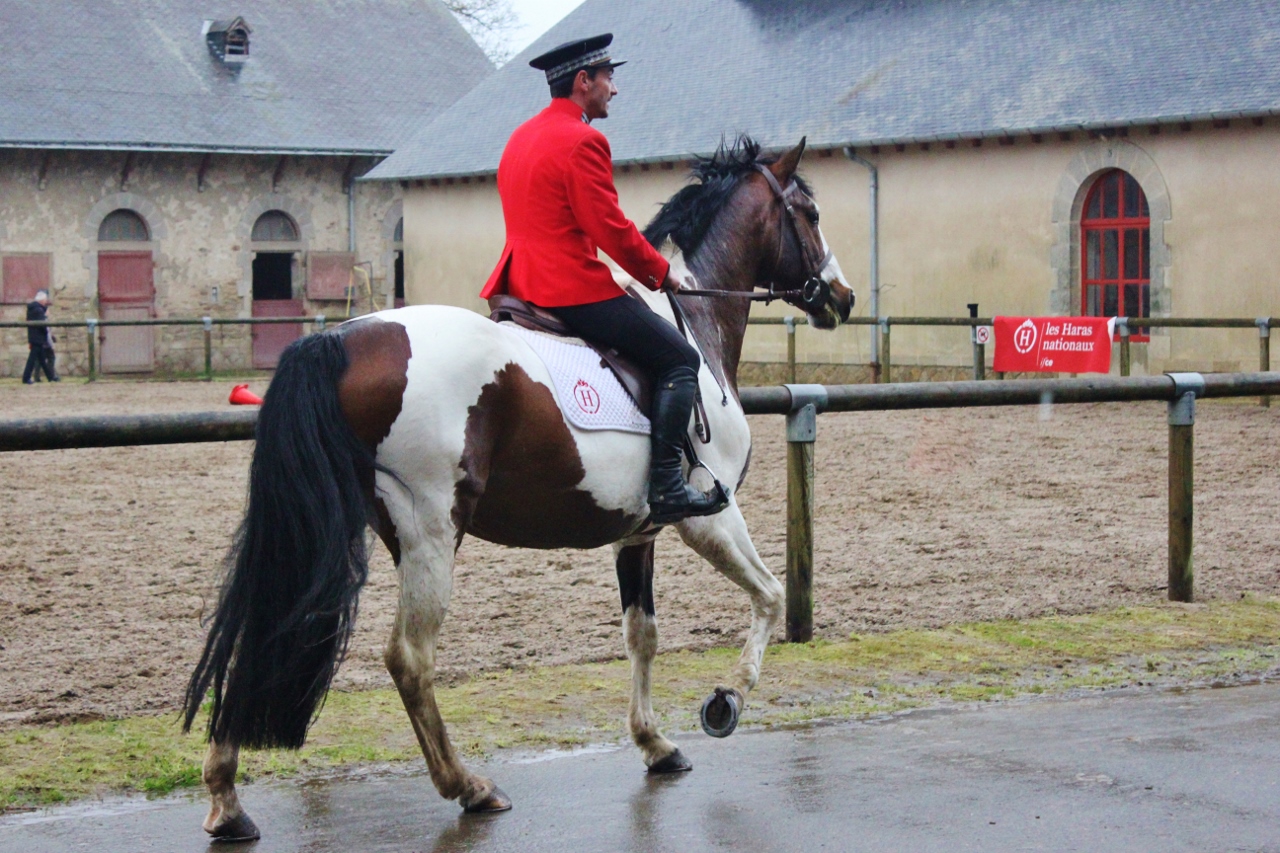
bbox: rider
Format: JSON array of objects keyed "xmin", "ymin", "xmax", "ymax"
[{"xmin": 481, "ymin": 33, "xmax": 728, "ymax": 525}]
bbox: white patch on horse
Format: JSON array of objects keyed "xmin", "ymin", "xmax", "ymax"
[{"xmin": 818, "ymin": 228, "xmax": 851, "ymax": 288}]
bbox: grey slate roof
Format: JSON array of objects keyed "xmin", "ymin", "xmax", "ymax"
[
  {"xmin": 367, "ymin": 0, "xmax": 1280, "ymax": 180},
  {"xmin": 0, "ymin": 0, "xmax": 492, "ymax": 155}
]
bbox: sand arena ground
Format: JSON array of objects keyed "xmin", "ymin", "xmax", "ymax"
[{"xmin": 1, "ymin": 379, "xmax": 1277, "ymax": 727}]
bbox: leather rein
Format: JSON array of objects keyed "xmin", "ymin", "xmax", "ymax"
[{"xmin": 673, "ymin": 164, "xmax": 834, "ymax": 313}]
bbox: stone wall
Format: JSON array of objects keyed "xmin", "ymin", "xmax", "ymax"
[{"xmin": 0, "ymin": 149, "xmax": 402, "ymax": 377}]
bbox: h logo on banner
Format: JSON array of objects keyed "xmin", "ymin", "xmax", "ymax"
[{"xmin": 1012, "ymin": 319, "xmax": 1038, "ymax": 354}]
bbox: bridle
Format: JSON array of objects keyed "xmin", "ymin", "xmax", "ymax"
[
  {"xmin": 664, "ymin": 164, "xmax": 837, "ymax": 443},
  {"xmin": 674, "ymin": 163, "xmax": 833, "ymax": 315}
]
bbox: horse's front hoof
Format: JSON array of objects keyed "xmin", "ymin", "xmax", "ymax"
[
  {"xmin": 206, "ymin": 811, "xmax": 261, "ymax": 843},
  {"xmin": 700, "ymin": 687, "xmax": 741, "ymax": 738},
  {"xmin": 647, "ymin": 748, "xmax": 693, "ymax": 774},
  {"xmin": 462, "ymin": 786, "xmax": 513, "ymax": 814}
]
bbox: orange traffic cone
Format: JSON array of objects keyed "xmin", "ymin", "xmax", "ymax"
[{"xmin": 229, "ymin": 383, "xmax": 264, "ymax": 406}]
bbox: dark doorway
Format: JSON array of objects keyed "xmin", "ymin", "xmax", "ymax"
[
  {"xmin": 251, "ymin": 252, "xmax": 300, "ymax": 369},
  {"xmin": 252, "ymin": 252, "xmax": 293, "ymax": 300},
  {"xmin": 394, "ymin": 251, "xmax": 405, "ymax": 307}
]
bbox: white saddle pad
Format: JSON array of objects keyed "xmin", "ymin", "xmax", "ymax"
[{"xmin": 501, "ymin": 324, "xmax": 651, "ymax": 435}]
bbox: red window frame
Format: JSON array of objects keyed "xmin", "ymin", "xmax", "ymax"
[{"xmin": 1081, "ymin": 169, "xmax": 1151, "ymax": 341}]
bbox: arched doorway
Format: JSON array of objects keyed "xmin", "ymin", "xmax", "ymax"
[
  {"xmin": 250, "ymin": 210, "xmax": 303, "ymax": 368},
  {"xmin": 97, "ymin": 209, "xmax": 155, "ymax": 372}
]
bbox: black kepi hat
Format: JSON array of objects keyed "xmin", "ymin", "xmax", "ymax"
[{"xmin": 529, "ymin": 33, "xmax": 626, "ymax": 85}]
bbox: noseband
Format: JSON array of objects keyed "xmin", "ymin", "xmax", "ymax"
[{"xmin": 674, "ymin": 164, "xmax": 833, "ymax": 314}]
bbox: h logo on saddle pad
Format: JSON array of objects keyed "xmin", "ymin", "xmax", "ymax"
[
  {"xmin": 573, "ymin": 379, "xmax": 602, "ymax": 414},
  {"xmin": 502, "ymin": 324, "xmax": 651, "ymax": 434}
]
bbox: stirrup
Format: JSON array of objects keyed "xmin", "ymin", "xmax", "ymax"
[{"xmin": 648, "ymin": 479, "xmax": 730, "ymax": 525}]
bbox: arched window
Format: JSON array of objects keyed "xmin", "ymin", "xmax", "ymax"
[
  {"xmin": 251, "ymin": 210, "xmax": 299, "ymax": 242},
  {"xmin": 393, "ymin": 217, "xmax": 403, "ymax": 243},
  {"xmin": 98, "ymin": 209, "xmax": 149, "ymax": 242},
  {"xmin": 1082, "ymin": 170, "xmax": 1149, "ymax": 337}
]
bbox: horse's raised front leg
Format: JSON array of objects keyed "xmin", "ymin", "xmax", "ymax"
[
  {"xmin": 383, "ymin": 503, "xmax": 511, "ymax": 813},
  {"xmin": 677, "ymin": 503, "xmax": 785, "ymax": 737},
  {"xmin": 201, "ymin": 738, "xmax": 260, "ymax": 841},
  {"xmin": 614, "ymin": 538, "xmax": 692, "ymax": 773}
]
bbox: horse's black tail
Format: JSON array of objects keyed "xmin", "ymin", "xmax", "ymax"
[{"xmin": 182, "ymin": 332, "xmax": 375, "ymax": 749}]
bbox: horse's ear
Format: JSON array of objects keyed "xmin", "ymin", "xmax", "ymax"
[{"xmin": 769, "ymin": 137, "xmax": 806, "ymax": 184}]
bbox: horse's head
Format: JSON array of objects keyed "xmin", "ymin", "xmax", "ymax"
[
  {"xmin": 643, "ymin": 137, "xmax": 854, "ymax": 331},
  {"xmin": 752, "ymin": 138, "xmax": 854, "ymax": 329}
]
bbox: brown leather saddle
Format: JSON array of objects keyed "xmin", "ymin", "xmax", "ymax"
[{"xmin": 488, "ymin": 293, "xmax": 653, "ymax": 414}]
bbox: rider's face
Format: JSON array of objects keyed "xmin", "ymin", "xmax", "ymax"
[{"xmin": 582, "ymin": 68, "xmax": 616, "ymax": 120}]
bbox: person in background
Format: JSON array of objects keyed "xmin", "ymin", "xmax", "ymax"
[{"xmin": 23, "ymin": 289, "xmax": 59, "ymax": 384}]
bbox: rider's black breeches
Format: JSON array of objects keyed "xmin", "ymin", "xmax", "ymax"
[{"xmin": 546, "ymin": 294, "xmax": 700, "ymax": 381}]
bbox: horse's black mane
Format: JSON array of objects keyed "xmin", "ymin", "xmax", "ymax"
[{"xmin": 643, "ymin": 135, "xmax": 811, "ymax": 256}]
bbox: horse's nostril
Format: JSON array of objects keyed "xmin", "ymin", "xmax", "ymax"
[{"xmin": 839, "ymin": 293, "xmax": 853, "ymax": 323}]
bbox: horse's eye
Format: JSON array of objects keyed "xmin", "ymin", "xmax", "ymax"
[{"xmin": 807, "ymin": 210, "xmax": 819, "ymax": 225}]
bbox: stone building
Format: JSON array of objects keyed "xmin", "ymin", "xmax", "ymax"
[
  {"xmin": 0, "ymin": 0, "xmax": 491, "ymax": 377},
  {"xmin": 368, "ymin": 0, "xmax": 1280, "ymax": 381}
]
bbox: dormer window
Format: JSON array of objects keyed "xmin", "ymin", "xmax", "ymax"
[
  {"xmin": 204, "ymin": 17, "xmax": 252, "ymax": 65},
  {"xmin": 225, "ymin": 27, "xmax": 248, "ymax": 56}
]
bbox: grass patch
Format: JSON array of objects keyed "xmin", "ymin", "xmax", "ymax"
[{"xmin": 3, "ymin": 598, "xmax": 1278, "ymax": 812}]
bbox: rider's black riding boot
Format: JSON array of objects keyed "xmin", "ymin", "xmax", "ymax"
[{"xmin": 648, "ymin": 366, "xmax": 729, "ymax": 524}]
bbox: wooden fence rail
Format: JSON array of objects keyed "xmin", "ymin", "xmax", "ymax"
[
  {"xmin": 749, "ymin": 315, "xmax": 1273, "ymax": 396},
  {"xmin": 5, "ymin": 315, "xmax": 1271, "ymax": 388},
  {"xmin": 3, "ymin": 371, "xmax": 1278, "ymax": 641},
  {"xmin": 739, "ymin": 371, "xmax": 1280, "ymax": 638},
  {"xmin": 1, "ymin": 317, "xmax": 328, "ymax": 382}
]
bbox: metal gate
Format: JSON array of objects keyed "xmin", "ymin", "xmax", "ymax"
[
  {"xmin": 98, "ymin": 251, "xmax": 155, "ymax": 372},
  {"xmin": 251, "ymin": 299, "xmax": 304, "ymax": 369}
]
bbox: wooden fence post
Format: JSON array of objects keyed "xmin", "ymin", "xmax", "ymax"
[
  {"xmin": 968, "ymin": 304, "xmax": 984, "ymax": 380},
  {"xmin": 202, "ymin": 316, "xmax": 213, "ymax": 381},
  {"xmin": 1118, "ymin": 318, "xmax": 1131, "ymax": 377},
  {"xmin": 879, "ymin": 318, "xmax": 891, "ymax": 384},
  {"xmin": 784, "ymin": 316, "xmax": 797, "ymax": 384},
  {"xmin": 1166, "ymin": 373, "xmax": 1203, "ymax": 603},
  {"xmin": 1259, "ymin": 318, "xmax": 1271, "ymax": 408},
  {"xmin": 784, "ymin": 384, "xmax": 827, "ymax": 642},
  {"xmin": 85, "ymin": 319, "xmax": 97, "ymax": 382}
]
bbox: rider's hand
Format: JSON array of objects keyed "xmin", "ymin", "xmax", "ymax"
[{"xmin": 661, "ymin": 269, "xmax": 693, "ymax": 292}]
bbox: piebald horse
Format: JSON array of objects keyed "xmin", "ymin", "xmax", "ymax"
[{"xmin": 184, "ymin": 137, "xmax": 854, "ymax": 841}]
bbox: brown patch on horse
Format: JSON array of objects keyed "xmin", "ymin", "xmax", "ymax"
[
  {"xmin": 337, "ymin": 319, "xmax": 411, "ymax": 564},
  {"xmin": 336, "ymin": 319, "xmax": 412, "ymax": 449},
  {"xmin": 680, "ymin": 173, "xmax": 781, "ymax": 394},
  {"xmin": 372, "ymin": 496, "xmax": 401, "ymax": 566},
  {"xmin": 457, "ymin": 363, "xmax": 634, "ymax": 550}
]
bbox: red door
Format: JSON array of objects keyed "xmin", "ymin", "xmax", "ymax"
[
  {"xmin": 98, "ymin": 251, "xmax": 155, "ymax": 372},
  {"xmin": 251, "ymin": 299, "xmax": 304, "ymax": 369}
]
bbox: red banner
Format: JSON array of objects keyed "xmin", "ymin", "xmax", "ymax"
[{"xmin": 992, "ymin": 317, "xmax": 1115, "ymax": 373}]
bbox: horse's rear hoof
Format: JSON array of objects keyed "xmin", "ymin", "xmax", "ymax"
[
  {"xmin": 647, "ymin": 748, "xmax": 693, "ymax": 774},
  {"xmin": 207, "ymin": 812, "xmax": 261, "ymax": 843},
  {"xmin": 700, "ymin": 687, "xmax": 740, "ymax": 738},
  {"xmin": 463, "ymin": 786, "xmax": 513, "ymax": 814}
]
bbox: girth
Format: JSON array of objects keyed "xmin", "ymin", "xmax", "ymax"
[{"xmin": 488, "ymin": 294, "xmax": 653, "ymax": 415}]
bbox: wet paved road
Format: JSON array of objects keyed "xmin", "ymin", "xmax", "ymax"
[{"xmin": 3, "ymin": 682, "xmax": 1279, "ymax": 853}]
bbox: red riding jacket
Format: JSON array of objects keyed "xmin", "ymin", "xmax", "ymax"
[{"xmin": 481, "ymin": 98, "xmax": 670, "ymax": 307}]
